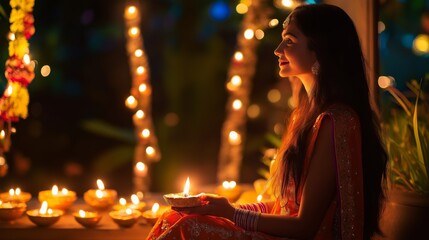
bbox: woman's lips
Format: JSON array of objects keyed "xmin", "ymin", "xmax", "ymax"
[{"xmin": 279, "ymin": 61, "xmax": 289, "ymax": 66}]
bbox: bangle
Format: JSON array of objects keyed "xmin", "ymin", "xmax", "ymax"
[
  {"xmin": 233, "ymin": 208, "xmax": 261, "ymax": 231},
  {"xmin": 237, "ymin": 202, "xmax": 268, "ymax": 213}
]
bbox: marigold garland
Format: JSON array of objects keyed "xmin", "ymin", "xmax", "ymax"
[{"xmin": 0, "ymin": 0, "xmax": 35, "ymax": 176}]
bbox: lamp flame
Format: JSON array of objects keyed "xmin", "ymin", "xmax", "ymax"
[
  {"xmin": 96, "ymin": 179, "xmax": 105, "ymax": 190},
  {"xmin": 183, "ymin": 177, "xmax": 190, "ymax": 197},
  {"xmin": 152, "ymin": 203, "xmax": 159, "ymax": 214},
  {"xmin": 39, "ymin": 201, "xmax": 48, "ymax": 214}
]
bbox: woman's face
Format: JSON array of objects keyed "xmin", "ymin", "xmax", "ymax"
[{"xmin": 274, "ymin": 19, "xmax": 317, "ymax": 78}]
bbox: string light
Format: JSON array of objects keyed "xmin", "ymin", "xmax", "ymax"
[
  {"xmin": 124, "ymin": 1, "xmax": 161, "ymax": 193},
  {"xmin": 218, "ymin": 0, "xmax": 272, "ymax": 183}
]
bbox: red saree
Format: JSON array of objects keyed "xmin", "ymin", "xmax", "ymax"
[{"xmin": 146, "ymin": 104, "xmax": 364, "ymax": 240}]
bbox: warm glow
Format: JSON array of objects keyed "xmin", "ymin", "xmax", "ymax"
[
  {"xmin": 413, "ymin": 34, "xmax": 429, "ymax": 55},
  {"xmin": 126, "ymin": 95, "xmax": 138, "ymax": 109},
  {"xmin": 232, "ymin": 99, "xmax": 243, "ymax": 110},
  {"xmin": 125, "ymin": 6, "xmax": 137, "ymax": 19},
  {"xmin": 146, "ymin": 146, "xmax": 155, "ymax": 156},
  {"xmin": 8, "ymin": 188, "xmax": 14, "ymax": 196},
  {"xmin": 141, "ymin": 129, "xmax": 150, "ymax": 138},
  {"xmin": 39, "ymin": 201, "xmax": 48, "ymax": 214},
  {"xmin": 97, "ymin": 179, "xmax": 105, "ymax": 190},
  {"xmin": 52, "ymin": 185, "xmax": 59, "ymax": 195},
  {"xmin": 227, "ymin": 75, "xmax": 242, "ymax": 91},
  {"xmin": 128, "ymin": 27, "xmax": 140, "ymax": 37},
  {"xmin": 267, "ymin": 89, "xmax": 281, "ymax": 103},
  {"xmin": 62, "ymin": 188, "xmax": 68, "ymax": 195},
  {"xmin": 96, "ymin": 190, "xmax": 104, "ymax": 199},
  {"xmin": 378, "ymin": 21, "xmax": 385, "ymax": 33},
  {"xmin": 236, "ymin": 3, "xmax": 248, "ymax": 14},
  {"xmin": 135, "ymin": 110, "xmax": 145, "ymax": 119},
  {"xmin": 234, "ymin": 51, "xmax": 243, "ymax": 61},
  {"xmin": 23, "ymin": 54, "xmax": 30, "ymax": 65},
  {"xmin": 151, "ymin": 203, "xmax": 160, "ymax": 213},
  {"xmin": 125, "ymin": 208, "xmax": 133, "ymax": 215},
  {"xmin": 222, "ymin": 181, "xmax": 236, "ymax": 189},
  {"xmin": 120, "ymin": 198, "xmax": 127, "ymax": 206},
  {"xmin": 136, "ymin": 162, "xmax": 145, "ymax": 172},
  {"xmin": 136, "ymin": 66, "xmax": 145, "ymax": 75},
  {"xmin": 8, "ymin": 32, "xmax": 15, "ymax": 41},
  {"xmin": 15, "ymin": 188, "xmax": 21, "ymax": 195},
  {"xmin": 79, "ymin": 210, "xmax": 86, "ymax": 218},
  {"xmin": 244, "ymin": 29, "xmax": 254, "ymax": 40},
  {"xmin": 228, "ymin": 131, "xmax": 242, "ymax": 145},
  {"xmin": 139, "ymin": 83, "xmax": 147, "ymax": 93},
  {"xmin": 282, "ymin": 0, "xmax": 293, "ymax": 8},
  {"xmin": 183, "ymin": 177, "xmax": 190, "ymax": 196},
  {"xmin": 41, "ymin": 65, "xmax": 51, "ymax": 77},
  {"xmin": 257, "ymin": 194, "xmax": 263, "ymax": 202},
  {"xmin": 255, "ymin": 29, "xmax": 264, "ymax": 40},
  {"xmin": 378, "ymin": 76, "xmax": 394, "ymax": 89},
  {"xmin": 269, "ymin": 19, "xmax": 279, "ymax": 28},
  {"xmin": 5, "ymin": 85, "xmax": 13, "ymax": 97},
  {"xmin": 134, "ymin": 49, "xmax": 143, "ymax": 57},
  {"xmin": 131, "ymin": 194, "xmax": 140, "ymax": 205},
  {"xmin": 247, "ymin": 104, "xmax": 260, "ymax": 119}
]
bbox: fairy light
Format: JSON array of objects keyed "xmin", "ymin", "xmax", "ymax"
[
  {"xmin": 234, "ymin": 51, "xmax": 244, "ymax": 61},
  {"xmin": 244, "ymin": 29, "xmax": 254, "ymax": 39},
  {"xmin": 269, "ymin": 19, "xmax": 279, "ymax": 27},
  {"xmin": 134, "ymin": 49, "xmax": 143, "ymax": 57},
  {"xmin": 218, "ymin": 0, "xmax": 272, "ymax": 183},
  {"xmin": 236, "ymin": 3, "xmax": 248, "ymax": 14},
  {"xmin": 232, "ymin": 99, "xmax": 243, "ymax": 110},
  {"xmin": 255, "ymin": 29, "xmax": 265, "ymax": 40},
  {"xmin": 136, "ymin": 66, "xmax": 145, "ymax": 75},
  {"xmin": 139, "ymin": 83, "xmax": 147, "ymax": 93},
  {"xmin": 124, "ymin": 1, "xmax": 161, "ymax": 193},
  {"xmin": 125, "ymin": 95, "xmax": 138, "ymax": 109}
]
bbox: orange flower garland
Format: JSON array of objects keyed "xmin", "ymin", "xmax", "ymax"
[{"xmin": 0, "ymin": 0, "xmax": 35, "ymax": 176}]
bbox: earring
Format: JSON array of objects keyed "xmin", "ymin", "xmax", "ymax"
[{"xmin": 311, "ymin": 61, "xmax": 320, "ymax": 75}]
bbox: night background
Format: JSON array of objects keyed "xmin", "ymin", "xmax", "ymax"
[{"xmin": 0, "ymin": 0, "xmax": 428, "ymax": 197}]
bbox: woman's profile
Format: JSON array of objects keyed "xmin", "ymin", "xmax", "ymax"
[{"xmin": 146, "ymin": 3, "xmax": 387, "ymax": 240}]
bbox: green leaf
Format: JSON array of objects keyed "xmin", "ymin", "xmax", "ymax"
[
  {"xmin": 92, "ymin": 145, "xmax": 134, "ymax": 174},
  {"xmin": 80, "ymin": 119, "xmax": 135, "ymax": 143}
]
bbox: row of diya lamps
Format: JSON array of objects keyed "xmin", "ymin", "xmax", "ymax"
[
  {"xmin": 0, "ymin": 177, "xmax": 244, "ymax": 228},
  {"xmin": 0, "ymin": 179, "xmax": 169, "ymax": 228}
]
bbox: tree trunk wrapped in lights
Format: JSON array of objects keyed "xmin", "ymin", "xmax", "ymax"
[
  {"xmin": 217, "ymin": 0, "xmax": 272, "ymax": 183},
  {"xmin": 124, "ymin": 1, "xmax": 160, "ymax": 193}
]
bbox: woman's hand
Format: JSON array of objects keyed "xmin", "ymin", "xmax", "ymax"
[{"xmin": 172, "ymin": 194, "xmax": 235, "ymax": 221}]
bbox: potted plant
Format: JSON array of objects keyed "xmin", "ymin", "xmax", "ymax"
[{"xmin": 377, "ymin": 75, "xmax": 429, "ymax": 239}]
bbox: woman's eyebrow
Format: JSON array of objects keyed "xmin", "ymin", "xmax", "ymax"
[{"xmin": 282, "ymin": 31, "xmax": 297, "ymax": 38}]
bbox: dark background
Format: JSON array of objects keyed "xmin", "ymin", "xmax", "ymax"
[{"xmin": 0, "ymin": 0, "xmax": 428, "ymax": 197}]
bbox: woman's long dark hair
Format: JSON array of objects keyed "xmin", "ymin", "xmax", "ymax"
[{"xmin": 271, "ymin": 4, "xmax": 387, "ymax": 239}]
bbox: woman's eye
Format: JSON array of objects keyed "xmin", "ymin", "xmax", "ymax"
[{"xmin": 285, "ymin": 38, "xmax": 293, "ymax": 44}]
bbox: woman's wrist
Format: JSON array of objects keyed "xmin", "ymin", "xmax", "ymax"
[{"xmin": 233, "ymin": 208, "xmax": 261, "ymax": 231}]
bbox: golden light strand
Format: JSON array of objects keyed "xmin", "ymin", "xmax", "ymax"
[
  {"xmin": 217, "ymin": 0, "xmax": 272, "ymax": 183},
  {"xmin": 124, "ymin": 1, "xmax": 160, "ymax": 192}
]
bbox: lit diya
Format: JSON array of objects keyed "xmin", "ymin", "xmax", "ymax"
[
  {"xmin": 142, "ymin": 202, "xmax": 167, "ymax": 225},
  {"xmin": 216, "ymin": 181, "xmax": 242, "ymax": 202},
  {"xmin": 164, "ymin": 177, "xmax": 204, "ymax": 207},
  {"xmin": 0, "ymin": 188, "xmax": 32, "ymax": 203},
  {"xmin": 26, "ymin": 201, "xmax": 63, "ymax": 227},
  {"xmin": 38, "ymin": 185, "xmax": 77, "ymax": 210},
  {"xmin": 0, "ymin": 200, "xmax": 27, "ymax": 222},
  {"xmin": 113, "ymin": 194, "xmax": 146, "ymax": 211},
  {"xmin": 109, "ymin": 208, "xmax": 141, "ymax": 228},
  {"xmin": 73, "ymin": 209, "xmax": 102, "ymax": 228},
  {"xmin": 84, "ymin": 179, "xmax": 117, "ymax": 210}
]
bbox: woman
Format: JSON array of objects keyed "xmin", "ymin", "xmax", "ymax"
[{"xmin": 146, "ymin": 3, "xmax": 387, "ymax": 240}]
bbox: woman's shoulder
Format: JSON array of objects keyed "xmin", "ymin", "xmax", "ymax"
[{"xmin": 316, "ymin": 103, "xmax": 360, "ymax": 126}]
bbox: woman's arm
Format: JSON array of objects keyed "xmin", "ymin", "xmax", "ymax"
[{"xmin": 175, "ymin": 117, "xmax": 337, "ymax": 239}]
